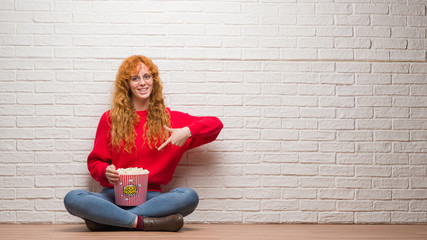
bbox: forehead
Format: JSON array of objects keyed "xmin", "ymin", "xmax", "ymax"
[{"xmin": 132, "ymin": 63, "xmax": 150, "ymax": 75}]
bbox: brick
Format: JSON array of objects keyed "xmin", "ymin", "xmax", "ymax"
[
  {"xmin": 282, "ymin": 96, "xmax": 317, "ymax": 107},
  {"xmin": 16, "ymin": 165, "xmax": 55, "ymax": 176},
  {"xmin": 410, "ymin": 201, "xmax": 427, "ymax": 212},
  {"xmin": 373, "ymin": 179, "xmax": 409, "ymax": 189},
  {"xmin": 0, "ymin": 128, "xmax": 35, "ymax": 139},
  {"xmin": 245, "ymin": 141, "xmax": 281, "ymax": 152},
  {"xmin": 355, "ymin": 50, "xmax": 390, "ymax": 61},
  {"xmin": 357, "ymin": 120, "xmax": 391, "ymax": 130},
  {"xmin": 337, "ymin": 108, "xmax": 373, "ymax": 119},
  {"xmin": 320, "ymin": 143, "xmax": 355, "ymax": 153},
  {"xmin": 357, "ymin": 74, "xmax": 391, "ymax": 85},
  {"xmin": 262, "ymin": 176, "xmax": 298, "ymax": 187},
  {"xmin": 0, "ymin": 23, "xmax": 15, "ymax": 34},
  {"xmin": 262, "ymin": 154, "xmax": 298, "ymax": 163},
  {"xmin": 300, "ymin": 108, "xmax": 335, "ymax": 118},
  {"xmin": 300, "ymin": 177, "xmax": 335, "ymax": 188},
  {"xmin": 357, "ymin": 97, "xmax": 392, "ymax": 107},
  {"xmin": 34, "ymin": 12, "xmax": 72, "ymax": 23},
  {"xmin": 281, "ymin": 164, "xmax": 317, "ymax": 176},
  {"xmin": 393, "ymin": 190, "xmax": 427, "ymax": 200},
  {"xmin": 357, "ymin": 143, "xmax": 391, "ymax": 153},
  {"xmin": 394, "ymin": 166, "xmax": 426, "ymax": 178},
  {"xmin": 392, "ymin": 213, "xmax": 427, "ymax": 223},
  {"xmin": 16, "ymin": 211, "xmax": 54, "ymax": 223},
  {"xmin": 319, "ymin": 49, "xmax": 353, "ymax": 60},
  {"xmin": 411, "ymin": 131, "xmax": 427, "ymax": 141},
  {"xmin": 280, "ymin": 27, "xmax": 316, "ymax": 37},
  {"xmin": 372, "ymin": 38, "xmax": 407, "ymax": 49},
  {"xmin": 282, "ymin": 189, "xmax": 317, "ymax": 199},
  {"xmin": 392, "ymin": 27, "xmax": 425, "ymax": 38},
  {"xmin": 320, "ymin": 166, "xmax": 354, "ymax": 176},
  {"xmin": 282, "ymin": 119, "xmax": 317, "ymax": 129},
  {"xmin": 16, "ymin": 188, "xmax": 54, "ymax": 199},
  {"xmin": 15, "ymin": 0, "xmax": 51, "ymax": 11},
  {"xmin": 280, "ymin": 49, "xmax": 317, "ymax": 60},
  {"xmin": 375, "ymin": 154, "xmax": 408, "ymax": 165},
  {"xmin": 223, "ymin": 37, "xmax": 258, "ymax": 48},
  {"xmin": 35, "ymin": 60, "xmax": 72, "ymax": 70},
  {"xmin": 318, "ymin": 119, "xmax": 354, "ymax": 130},
  {"xmin": 372, "ymin": 15, "xmax": 406, "ymax": 26},
  {"xmin": 336, "ymin": 62, "xmax": 370, "ymax": 73},
  {"xmin": 300, "ymin": 131, "xmax": 335, "ymax": 141},
  {"xmin": 0, "ymin": 140, "xmax": 15, "ymax": 151},
  {"xmin": 261, "ymin": 200, "xmax": 298, "ymax": 211},
  {"xmin": 247, "ymin": 118, "xmax": 281, "ymax": 129},
  {"xmin": 337, "ymin": 201, "xmax": 373, "ymax": 211},
  {"xmin": 300, "ymin": 153, "xmax": 335, "ymax": 164},
  {"xmin": 17, "ymin": 94, "xmax": 53, "ymax": 105},
  {"xmin": 319, "ymin": 212, "xmax": 354, "ymax": 224},
  {"xmin": 35, "ymin": 199, "xmax": 66, "ymax": 211},
  {"xmin": 0, "ymin": 200, "xmax": 33, "ymax": 210},
  {"xmin": 35, "ymin": 176, "xmax": 73, "ymax": 187},
  {"xmin": 244, "ymin": 189, "xmax": 280, "ymax": 199},
  {"xmin": 336, "ymin": 38, "xmax": 370, "ymax": 49},
  {"xmin": 355, "ymin": 212, "xmax": 390, "ymax": 223},
  {"xmin": 335, "ymin": 16, "xmax": 370, "ymax": 26},
  {"xmin": 17, "ymin": 71, "xmax": 54, "ymax": 81},
  {"xmin": 298, "ymin": 85, "xmax": 335, "ymax": 96},
  {"xmin": 356, "ymin": 26, "xmax": 390, "ymax": 37},
  {"xmin": 280, "ymin": 211, "xmax": 317, "ymax": 223},
  {"xmin": 205, "ymin": 211, "xmax": 242, "ymax": 222},
  {"xmin": 4, "ymin": 177, "xmax": 34, "ymax": 188},
  {"xmin": 393, "ymin": 120, "xmax": 427, "ymax": 130},
  {"xmin": 282, "ymin": 142, "xmax": 318, "ymax": 152},
  {"xmin": 375, "ymin": 108, "xmax": 409, "ymax": 118},
  {"xmin": 375, "ymin": 131, "xmax": 409, "ymax": 141},
  {"xmin": 261, "ymin": 15, "xmax": 296, "ymax": 25},
  {"xmin": 394, "ymin": 143, "xmax": 427, "ymax": 153},
  {"xmin": 225, "ymin": 176, "xmax": 261, "ymax": 188},
  {"xmin": 411, "ymin": 178, "xmax": 427, "ymax": 189},
  {"xmin": 0, "ymin": 116, "xmax": 16, "ymax": 127},
  {"xmin": 354, "ymin": 4, "xmax": 388, "ymax": 14},
  {"xmin": 337, "ymin": 131, "xmax": 373, "ymax": 142},
  {"xmin": 356, "ymin": 166, "xmax": 391, "ymax": 177},
  {"xmin": 244, "ymin": 164, "xmax": 280, "ymax": 175},
  {"xmin": 244, "ymin": 212, "xmax": 280, "ymax": 223},
  {"xmin": 336, "ymin": 178, "xmax": 372, "ymax": 189},
  {"xmin": 319, "ymin": 189, "xmax": 354, "ymax": 200},
  {"xmin": 242, "ymin": 3, "xmax": 279, "ymax": 13},
  {"xmin": 282, "ymin": 73, "xmax": 317, "ymax": 84},
  {"xmin": 300, "ymin": 200, "xmax": 336, "ymax": 211},
  {"xmin": 357, "ymin": 190, "xmax": 391, "ymax": 200},
  {"xmin": 244, "ymin": 96, "xmax": 281, "ymax": 106},
  {"xmin": 262, "ymin": 130, "xmax": 298, "ymax": 141}
]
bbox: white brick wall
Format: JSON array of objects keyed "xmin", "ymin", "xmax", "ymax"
[{"xmin": 0, "ymin": 0, "xmax": 426, "ymax": 224}]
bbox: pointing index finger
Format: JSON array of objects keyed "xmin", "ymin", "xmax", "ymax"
[{"xmin": 158, "ymin": 137, "xmax": 172, "ymax": 151}]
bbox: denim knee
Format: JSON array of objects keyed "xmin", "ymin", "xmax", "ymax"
[
  {"xmin": 174, "ymin": 187, "xmax": 199, "ymax": 212},
  {"xmin": 63, "ymin": 189, "xmax": 88, "ymax": 214}
]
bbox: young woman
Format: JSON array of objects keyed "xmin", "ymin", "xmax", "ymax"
[{"xmin": 64, "ymin": 55, "xmax": 223, "ymax": 232}]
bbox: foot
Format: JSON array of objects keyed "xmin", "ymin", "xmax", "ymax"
[
  {"xmin": 84, "ymin": 219, "xmax": 129, "ymax": 231},
  {"xmin": 142, "ymin": 214, "xmax": 184, "ymax": 232}
]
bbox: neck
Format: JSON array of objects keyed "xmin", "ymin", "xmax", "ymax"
[{"xmin": 133, "ymin": 99, "xmax": 149, "ymax": 111}]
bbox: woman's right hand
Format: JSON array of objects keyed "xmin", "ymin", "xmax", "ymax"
[{"xmin": 106, "ymin": 164, "xmax": 119, "ymax": 184}]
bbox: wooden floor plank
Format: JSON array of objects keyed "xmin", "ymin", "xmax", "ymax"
[{"xmin": 1, "ymin": 224, "xmax": 427, "ymax": 240}]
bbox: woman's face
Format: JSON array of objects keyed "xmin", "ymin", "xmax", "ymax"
[{"xmin": 128, "ymin": 63, "xmax": 153, "ymax": 105}]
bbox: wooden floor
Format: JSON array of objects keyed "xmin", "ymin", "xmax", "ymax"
[{"xmin": 1, "ymin": 224, "xmax": 427, "ymax": 240}]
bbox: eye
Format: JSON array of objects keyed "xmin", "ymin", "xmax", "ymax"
[
  {"xmin": 143, "ymin": 74, "xmax": 152, "ymax": 80},
  {"xmin": 131, "ymin": 76, "xmax": 139, "ymax": 81}
]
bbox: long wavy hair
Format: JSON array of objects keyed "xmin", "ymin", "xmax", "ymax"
[{"xmin": 110, "ymin": 55, "xmax": 171, "ymax": 152}]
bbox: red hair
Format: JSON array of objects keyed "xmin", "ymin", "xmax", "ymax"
[{"xmin": 110, "ymin": 55, "xmax": 170, "ymax": 152}]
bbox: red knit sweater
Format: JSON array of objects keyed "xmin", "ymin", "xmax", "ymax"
[{"xmin": 87, "ymin": 108, "xmax": 223, "ymax": 192}]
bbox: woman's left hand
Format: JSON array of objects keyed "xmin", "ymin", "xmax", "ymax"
[{"xmin": 157, "ymin": 126, "xmax": 192, "ymax": 151}]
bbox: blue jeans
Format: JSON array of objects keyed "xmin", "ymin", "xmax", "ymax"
[{"xmin": 64, "ymin": 187, "xmax": 199, "ymax": 228}]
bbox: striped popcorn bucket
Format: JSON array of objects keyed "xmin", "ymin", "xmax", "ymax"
[{"xmin": 114, "ymin": 173, "xmax": 148, "ymax": 206}]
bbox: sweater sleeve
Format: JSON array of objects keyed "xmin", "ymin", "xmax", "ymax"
[
  {"xmin": 170, "ymin": 110, "xmax": 223, "ymax": 150},
  {"xmin": 87, "ymin": 111, "xmax": 112, "ymax": 186}
]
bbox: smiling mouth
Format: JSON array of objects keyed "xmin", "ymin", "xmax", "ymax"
[{"xmin": 137, "ymin": 88, "xmax": 149, "ymax": 94}]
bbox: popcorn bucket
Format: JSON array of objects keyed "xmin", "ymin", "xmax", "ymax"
[{"xmin": 114, "ymin": 172, "xmax": 148, "ymax": 206}]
